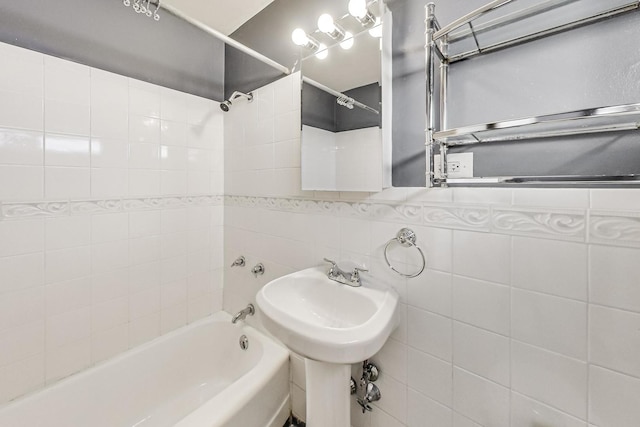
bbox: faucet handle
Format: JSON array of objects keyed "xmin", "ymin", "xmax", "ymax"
[
  {"xmin": 231, "ymin": 256, "xmax": 245, "ymax": 267},
  {"xmin": 352, "ymin": 266, "xmax": 369, "ymax": 279},
  {"xmin": 350, "ymin": 266, "xmax": 368, "ymax": 285},
  {"xmin": 323, "ymin": 258, "xmax": 338, "ymax": 267},
  {"xmin": 323, "ymin": 258, "xmax": 339, "ymax": 279}
]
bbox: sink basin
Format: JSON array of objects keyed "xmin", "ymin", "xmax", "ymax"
[{"xmin": 256, "ymin": 266, "xmax": 399, "ymax": 364}]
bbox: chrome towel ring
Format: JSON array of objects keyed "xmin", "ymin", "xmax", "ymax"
[{"xmin": 383, "ymin": 228, "xmax": 426, "ymax": 278}]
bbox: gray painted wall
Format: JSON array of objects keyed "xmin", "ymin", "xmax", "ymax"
[
  {"xmin": 224, "ymin": 45, "xmax": 284, "ymax": 100},
  {"xmin": 302, "ymin": 82, "xmax": 337, "ymax": 132},
  {"xmin": 0, "ymin": 0, "xmax": 225, "ymax": 100},
  {"xmin": 386, "ymin": 0, "xmax": 430, "ymax": 187}
]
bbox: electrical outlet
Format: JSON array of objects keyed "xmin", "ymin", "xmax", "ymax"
[
  {"xmin": 448, "ymin": 161, "xmax": 461, "ymax": 172},
  {"xmin": 433, "ymin": 153, "xmax": 473, "ymax": 179}
]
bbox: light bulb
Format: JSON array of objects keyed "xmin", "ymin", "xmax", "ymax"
[
  {"xmin": 340, "ymin": 32, "xmax": 354, "ymax": 50},
  {"xmin": 291, "ymin": 28, "xmax": 309, "ymax": 46},
  {"xmin": 348, "ymin": 0, "xmax": 368, "ymax": 19},
  {"xmin": 317, "ymin": 14, "xmax": 336, "ymax": 34},
  {"xmin": 368, "ymin": 17, "xmax": 382, "ymax": 38},
  {"xmin": 315, "ymin": 43, "xmax": 328, "ymax": 60}
]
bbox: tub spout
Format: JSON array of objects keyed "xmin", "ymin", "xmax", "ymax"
[{"xmin": 232, "ymin": 304, "xmax": 255, "ymax": 324}]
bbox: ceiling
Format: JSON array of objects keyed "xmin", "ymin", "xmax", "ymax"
[{"xmin": 162, "ymin": 0, "xmax": 276, "ymax": 35}]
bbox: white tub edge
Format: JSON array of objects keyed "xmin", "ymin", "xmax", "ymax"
[{"xmin": 0, "ymin": 311, "xmax": 291, "ymax": 427}]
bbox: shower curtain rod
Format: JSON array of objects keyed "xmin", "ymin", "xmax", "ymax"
[
  {"xmin": 161, "ymin": 3, "xmax": 292, "ymax": 76},
  {"xmin": 303, "ymin": 77, "xmax": 380, "ymax": 115}
]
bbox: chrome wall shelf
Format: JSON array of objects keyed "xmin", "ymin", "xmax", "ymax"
[
  {"xmin": 436, "ymin": 175, "xmax": 640, "ymax": 186},
  {"xmin": 425, "ymin": 0, "xmax": 640, "ymax": 187},
  {"xmin": 434, "ymin": 0, "xmax": 640, "ymax": 63},
  {"xmin": 433, "ymin": 103, "xmax": 640, "ymax": 146}
]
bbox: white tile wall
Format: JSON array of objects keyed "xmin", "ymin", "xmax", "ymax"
[
  {"xmin": 453, "ymin": 368, "xmax": 510, "ymax": 427},
  {"xmin": 301, "ymin": 125, "xmax": 384, "ymax": 191},
  {"xmin": 510, "ymin": 392, "xmax": 586, "ymax": 427},
  {"xmin": 512, "ymin": 237, "xmax": 588, "ymax": 300},
  {"xmin": 589, "ymin": 305, "xmax": 640, "ymax": 378},
  {"xmin": 453, "ymin": 322, "xmax": 509, "ymax": 387},
  {"xmin": 511, "ymin": 288, "xmax": 587, "ymax": 359},
  {"xmin": 223, "ymin": 72, "xmax": 640, "ymax": 427},
  {"xmin": 0, "ymin": 42, "xmax": 224, "ymax": 403},
  {"xmin": 589, "ymin": 365, "xmax": 640, "ymax": 427}
]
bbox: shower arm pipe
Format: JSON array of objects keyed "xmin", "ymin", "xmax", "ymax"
[
  {"xmin": 302, "ymin": 77, "xmax": 380, "ymax": 115},
  {"xmin": 229, "ymin": 91, "xmax": 253, "ymax": 102},
  {"xmin": 161, "ymin": 3, "xmax": 291, "ymax": 76}
]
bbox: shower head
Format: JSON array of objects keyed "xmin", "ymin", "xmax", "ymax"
[{"xmin": 219, "ymin": 91, "xmax": 253, "ymax": 112}]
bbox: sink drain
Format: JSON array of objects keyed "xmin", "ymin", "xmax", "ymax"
[{"xmin": 239, "ymin": 334, "xmax": 249, "ymax": 350}]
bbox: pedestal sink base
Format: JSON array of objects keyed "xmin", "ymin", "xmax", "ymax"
[{"xmin": 305, "ymin": 359, "xmax": 351, "ymax": 427}]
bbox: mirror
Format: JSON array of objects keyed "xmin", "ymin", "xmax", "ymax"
[{"xmin": 300, "ymin": 4, "xmax": 391, "ymax": 192}]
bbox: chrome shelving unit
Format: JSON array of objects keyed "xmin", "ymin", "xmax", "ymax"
[{"xmin": 425, "ymin": 0, "xmax": 640, "ymax": 187}]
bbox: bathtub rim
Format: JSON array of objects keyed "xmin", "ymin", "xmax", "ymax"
[{"xmin": 0, "ymin": 310, "xmax": 290, "ymax": 425}]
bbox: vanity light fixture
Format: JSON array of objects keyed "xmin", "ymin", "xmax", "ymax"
[
  {"xmin": 317, "ymin": 13, "xmax": 354, "ymax": 51},
  {"xmin": 292, "ymin": 28, "xmax": 320, "ymax": 51},
  {"xmin": 317, "ymin": 13, "xmax": 346, "ymax": 40},
  {"xmin": 348, "ymin": 0, "xmax": 376, "ymax": 27},
  {"xmin": 291, "ymin": 0, "xmax": 380, "ymax": 59}
]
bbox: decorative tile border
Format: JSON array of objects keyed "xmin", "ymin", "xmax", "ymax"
[
  {"xmin": 226, "ymin": 195, "xmax": 597, "ymax": 243},
  {"xmin": 424, "ymin": 204, "xmax": 491, "ymax": 231},
  {"xmin": 369, "ymin": 203, "xmax": 423, "ymax": 223},
  {"xmin": 3, "ymin": 194, "xmax": 639, "ymax": 248},
  {"xmin": 491, "ymin": 207, "xmax": 586, "ymax": 241},
  {"xmin": 1, "ymin": 201, "xmax": 70, "ymax": 219},
  {"xmin": 589, "ymin": 210, "xmax": 640, "ymax": 248},
  {"xmin": 225, "ymin": 195, "xmax": 423, "ymax": 223},
  {"xmin": 1, "ymin": 195, "xmax": 224, "ymax": 220}
]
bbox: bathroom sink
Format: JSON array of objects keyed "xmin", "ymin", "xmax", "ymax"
[{"xmin": 256, "ymin": 266, "xmax": 399, "ymax": 364}]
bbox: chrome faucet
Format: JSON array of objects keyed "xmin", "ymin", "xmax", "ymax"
[
  {"xmin": 323, "ymin": 258, "xmax": 368, "ymax": 287},
  {"xmin": 232, "ymin": 304, "xmax": 255, "ymax": 324}
]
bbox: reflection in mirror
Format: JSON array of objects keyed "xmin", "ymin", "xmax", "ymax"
[{"xmin": 300, "ymin": 5, "xmax": 391, "ymax": 192}]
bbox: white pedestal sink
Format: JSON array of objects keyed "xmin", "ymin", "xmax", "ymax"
[{"xmin": 256, "ymin": 266, "xmax": 399, "ymax": 427}]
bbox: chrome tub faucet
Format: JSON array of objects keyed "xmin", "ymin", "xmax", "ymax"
[{"xmin": 232, "ymin": 304, "xmax": 255, "ymax": 324}]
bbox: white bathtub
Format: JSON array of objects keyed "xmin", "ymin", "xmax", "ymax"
[{"xmin": 0, "ymin": 312, "xmax": 290, "ymax": 427}]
